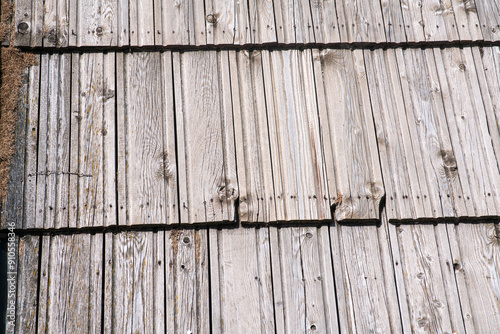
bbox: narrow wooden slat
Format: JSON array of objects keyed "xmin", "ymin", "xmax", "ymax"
[
  {"xmin": 36, "ymin": 235, "xmax": 50, "ymax": 333},
  {"xmin": 54, "ymin": 54, "xmax": 71, "ymax": 228},
  {"xmin": 192, "ymin": 0, "xmax": 207, "ymax": 45},
  {"xmin": 263, "ymin": 50, "xmax": 330, "ymax": 222},
  {"xmin": 34, "ymin": 55, "xmax": 49, "ymax": 229},
  {"xmin": 335, "ymin": 0, "xmax": 386, "ymax": 43},
  {"xmin": 24, "ymin": 58, "xmax": 41, "ymax": 229},
  {"xmin": 42, "ymin": 0, "xmax": 58, "ymax": 47},
  {"xmin": 31, "ymin": 0, "xmax": 44, "ymax": 46},
  {"xmin": 273, "ymin": 0, "xmax": 295, "ymax": 44},
  {"xmin": 160, "ymin": 52, "xmax": 179, "ymax": 224},
  {"xmin": 134, "ymin": 0, "xmax": 154, "ymax": 46},
  {"xmin": 117, "ymin": 0, "xmax": 129, "ymax": 46},
  {"xmin": 210, "ymin": 227, "xmax": 275, "ymax": 332},
  {"xmin": 57, "ymin": 0, "xmax": 70, "ymax": 46},
  {"xmin": 129, "ymin": 0, "xmax": 138, "ymax": 45},
  {"xmin": 174, "ymin": 51, "xmax": 237, "ymax": 224},
  {"xmin": 68, "ymin": 0, "xmax": 77, "ymax": 46},
  {"xmin": 44, "ymin": 54, "xmax": 60, "ymax": 229},
  {"xmin": 13, "ymin": 0, "xmax": 32, "ymax": 46},
  {"xmin": 109, "ymin": 231, "xmax": 156, "ymax": 333},
  {"xmin": 102, "ymin": 53, "xmax": 116, "ymax": 227},
  {"xmin": 116, "ymin": 52, "xmax": 127, "ymax": 226},
  {"xmin": 123, "ymin": 52, "xmax": 171, "ymax": 225},
  {"xmin": 475, "ymin": 0, "xmax": 500, "ymax": 41},
  {"xmin": 77, "ymin": 0, "xmax": 117, "ymax": 46},
  {"xmin": 68, "ymin": 53, "xmax": 80, "ymax": 228},
  {"xmin": 315, "ymin": 49, "xmax": 384, "ymax": 222},
  {"xmin": 78, "ymin": 53, "xmax": 104, "ymax": 227},
  {"xmin": 14, "ymin": 235, "xmax": 40, "ymax": 334},
  {"xmin": 309, "ymin": 0, "xmax": 341, "ymax": 43},
  {"xmin": 474, "ymin": 46, "xmax": 500, "ymax": 167},
  {"xmin": 166, "ymin": 230, "xmax": 210, "ymax": 333}
]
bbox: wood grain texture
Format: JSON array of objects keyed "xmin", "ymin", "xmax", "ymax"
[
  {"xmin": 263, "ymin": 50, "xmax": 330, "ymax": 222},
  {"xmin": 379, "ymin": 0, "xmax": 406, "ymax": 43},
  {"xmin": 248, "ymin": 0, "xmax": 277, "ymax": 44},
  {"xmin": 166, "ymin": 229, "xmax": 210, "ymax": 333},
  {"xmin": 330, "ymin": 221, "xmax": 402, "ymax": 333},
  {"xmin": 121, "ymin": 52, "xmax": 176, "ymax": 225},
  {"xmin": 230, "ymin": 50, "xmax": 276, "ymax": 223},
  {"xmin": 174, "ymin": 51, "xmax": 238, "ymax": 224},
  {"xmin": 14, "ymin": 236, "xmax": 40, "ymax": 334},
  {"xmin": 108, "ymin": 231, "xmax": 158, "ymax": 333},
  {"xmin": 309, "ymin": 0, "xmax": 341, "ymax": 43},
  {"xmin": 272, "ymin": 226, "xmax": 339, "ymax": 333},
  {"xmin": 78, "ymin": 53, "xmax": 105, "ymax": 227},
  {"xmin": 314, "ymin": 49, "xmax": 384, "ymax": 222},
  {"xmin": 475, "ymin": 0, "xmax": 500, "ymax": 41},
  {"xmin": 24, "ymin": 59, "xmax": 41, "ymax": 229},
  {"xmin": 434, "ymin": 47, "xmax": 500, "ymax": 218},
  {"xmin": 449, "ymin": 222, "xmax": 500, "ymax": 333},
  {"xmin": 13, "ymin": 0, "xmax": 32, "ymax": 46},
  {"xmin": 393, "ymin": 223, "xmax": 466, "ymax": 334},
  {"xmin": 35, "ymin": 234, "xmax": 103, "ymax": 333},
  {"xmin": 210, "ymin": 227, "xmax": 275, "ymax": 333},
  {"xmin": 335, "ymin": 0, "xmax": 386, "ymax": 43},
  {"xmin": 77, "ymin": 0, "xmax": 117, "ymax": 46}
]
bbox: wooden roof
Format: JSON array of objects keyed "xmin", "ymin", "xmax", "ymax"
[{"xmin": 1, "ymin": 0, "xmax": 500, "ymax": 333}]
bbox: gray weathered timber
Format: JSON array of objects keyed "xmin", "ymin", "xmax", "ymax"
[
  {"xmin": 10, "ymin": 0, "xmax": 499, "ymax": 47},
  {"xmin": 121, "ymin": 52, "xmax": 177, "ymax": 225},
  {"xmin": 314, "ymin": 49, "xmax": 384, "ymax": 222},
  {"xmin": 173, "ymin": 51, "xmax": 238, "ymax": 224},
  {"xmin": 263, "ymin": 50, "xmax": 330, "ymax": 222},
  {"xmin": 13, "ymin": 236, "xmax": 39, "ymax": 334},
  {"xmin": 209, "ymin": 227, "xmax": 275, "ymax": 333},
  {"xmin": 230, "ymin": 50, "xmax": 276, "ymax": 223}
]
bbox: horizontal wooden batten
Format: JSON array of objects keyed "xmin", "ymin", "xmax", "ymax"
[
  {"xmin": 7, "ymin": 0, "xmax": 500, "ymax": 48},
  {"xmin": 3, "ymin": 47, "xmax": 500, "ymax": 228}
]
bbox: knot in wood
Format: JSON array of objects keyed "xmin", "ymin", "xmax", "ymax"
[
  {"xmin": 96, "ymin": 26, "xmax": 104, "ymax": 36},
  {"xmin": 206, "ymin": 13, "xmax": 217, "ymax": 24},
  {"xmin": 17, "ymin": 22, "xmax": 30, "ymax": 34}
]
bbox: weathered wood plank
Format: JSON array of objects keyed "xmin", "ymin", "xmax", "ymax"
[
  {"xmin": 117, "ymin": 0, "xmax": 129, "ymax": 46},
  {"xmin": 166, "ymin": 229, "xmax": 210, "ymax": 333},
  {"xmin": 130, "ymin": 0, "xmax": 154, "ymax": 46},
  {"xmin": 309, "ymin": 0, "xmax": 341, "ymax": 43},
  {"xmin": 314, "ymin": 49, "xmax": 384, "ymax": 222},
  {"xmin": 435, "ymin": 47, "xmax": 500, "ymax": 217},
  {"xmin": 230, "ymin": 50, "xmax": 276, "ymax": 223},
  {"xmin": 34, "ymin": 55, "xmax": 49, "ymax": 229},
  {"xmin": 174, "ymin": 51, "xmax": 237, "ymax": 224},
  {"xmin": 109, "ymin": 231, "xmax": 156, "ymax": 333},
  {"xmin": 102, "ymin": 53, "xmax": 116, "ymax": 227},
  {"xmin": 77, "ymin": 0, "xmax": 117, "ymax": 46},
  {"xmin": 263, "ymin": 50, "xmax": 330, "ymax": 222},
  {"xmin": 450, "ymin": 222, "xmax": 500, "ymax": 332},
  {"xmin": 335, "ymin": 0, "xmax": 386, "ymax": 43},
  {"xmin": 122, "ymin": 52, "xmax": 174, "ymax": 225},
  {"xmin": 475, "ymin": 0, "xmax": 500, "ymax": 41},
  {"xmin": 68, "ymin": 53, "xmax": 80, "ymax": 228},
  {"xmin": 24, "ymin": 58, "xmax": 41, "ymax": 229},
  {"xmin": 331, "ymin": 222, "xmax": 399, "ymax": 333},
  {"xmin": 42, "ymin": 0, "xmax": 58, "ymax": 46},
  {"xmin": 248, "ymin": 0, "xmax": 276, "ymax": 44},
  {"xmin": 379, "ymin": 0, "xmax": 406, "ymax": 43},
  {"xmin": 13, "ymin": 0, "xmax": 32, "ymax": 46},
  {"xmin": 14, "ymin": 235, "xmax": 40, "ymax": 334},
  {"xmin": 449, "ymin": 0, "xmax": 483, "ymax": 41},
  {"xmin": 210, "ymin": 227, "xmax": 275, "ymax": 332},
  {"xmin": 78, "ymin": 53, "xmax": 104, "ymax": 227},
  {"xmin": 160, "ymin": 0, "xmax": 194, "ymax": 45},
  {"xmin": 54, "ymin": 54, "xmax": 71, "ymax": 228}
]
